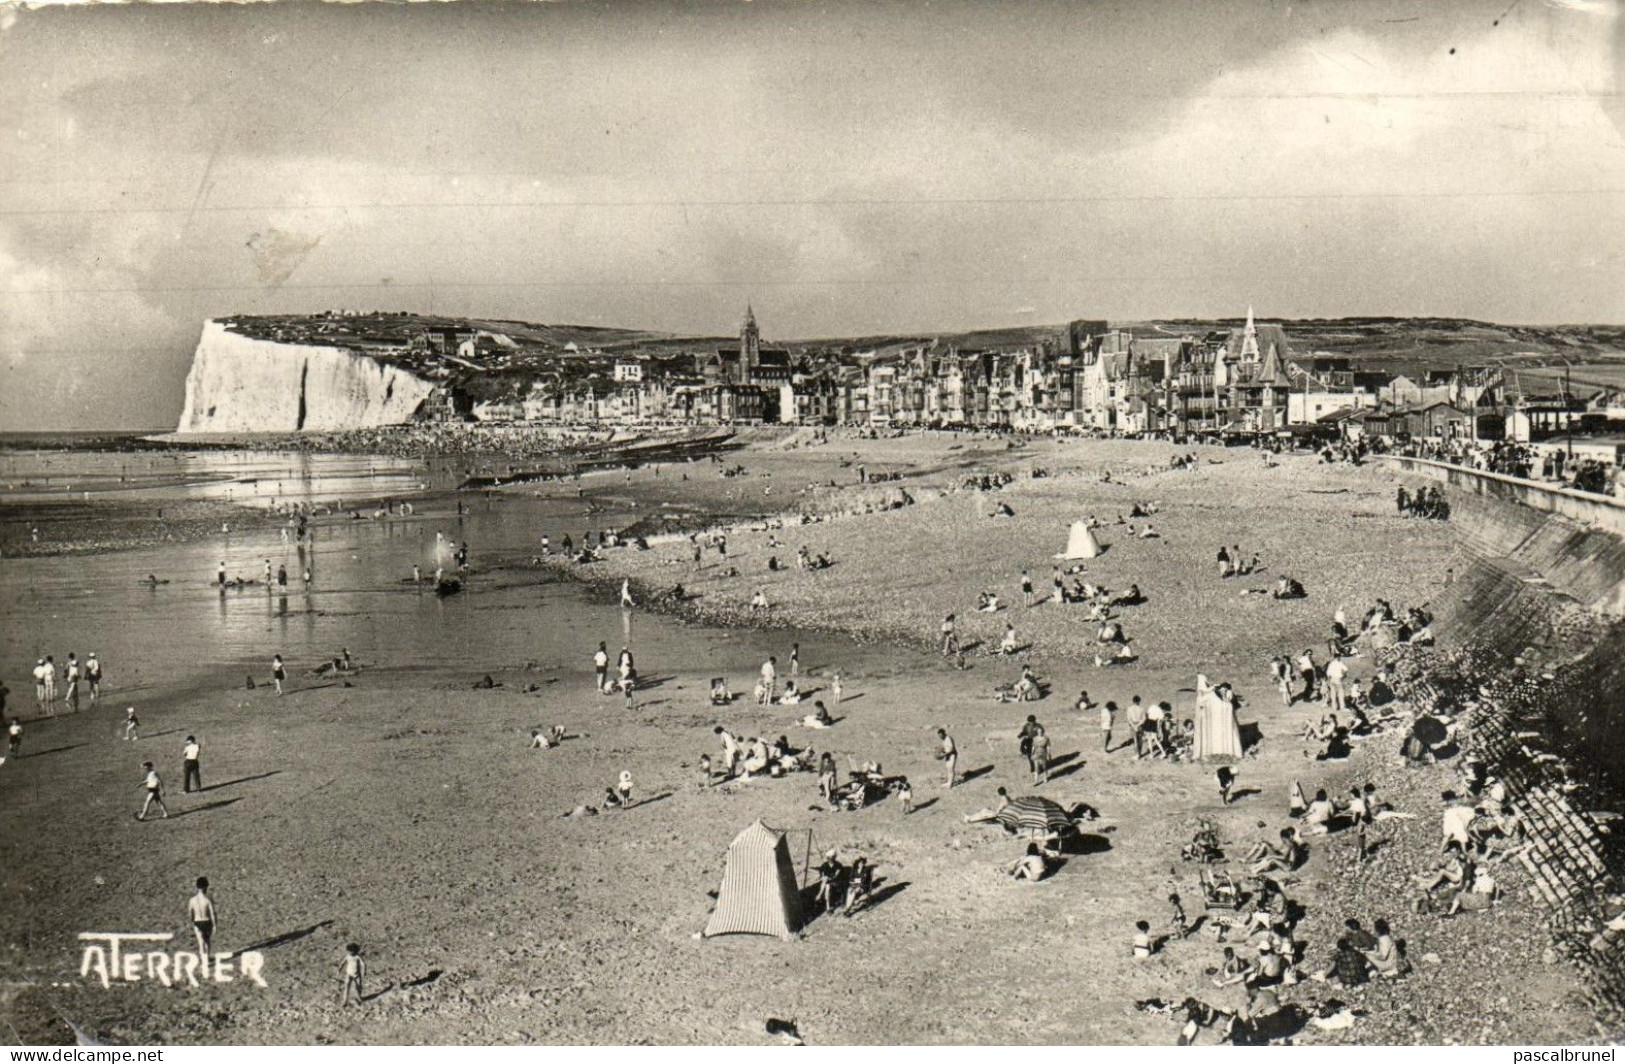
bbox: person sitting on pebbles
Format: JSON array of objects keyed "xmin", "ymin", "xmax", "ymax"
[
  {"xmin": 1094, "ymin": 644, "xmax": 1138, "ymax": 667},
  {"xmin": 529, "ymin": 725, "xmax": 566, "ymax": 749},
  {"xmin": 800, "ymin": 700, "xmax": 834, "ymax": 729},
  {"xmin": 780, "ymin": 680, "xmax": 803, "ymax": 705},
  {"xmin": 1006, "ymin": 842, "xmax": 1052, "ymax": 882},
  {"xmin": 1443, "ymin": 861, "xmax": 1499, "ymax": 916}
]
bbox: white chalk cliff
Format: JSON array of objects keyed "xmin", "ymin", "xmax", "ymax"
[{"xmin": 176, "ymin": 320, "xmax": 437, "ymax": 433}]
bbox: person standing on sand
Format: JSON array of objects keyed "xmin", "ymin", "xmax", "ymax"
[
  {"xmin": 340, "ymin": 944, "xmax": 366, "ymax": 1007},
  {"xmin": 620, "ymin": 580, "xmax": 635, "ymax": 608},
  {"xmin": 1270, "ymin": 656, "xmax": 1292, "ymax": 706},
  {"xmin": 86, "ymin": 653, "xmax": 102, "ymax": 702},
  {"xmin": 182, "ymin": 735, "xmax": 202, "ymax": 793},
  {"xmin": 759, "ymin": 657, "xmax": 778, "ymax": 705},
  {"xmin": 593, "ymin": 642, "xmax": 609, "ymax": 691},
  {"xmin": 831, "ymin": 672, "xmax": 843, "ymax": 704},
  {"xmin": 715, "ymin": 726, "xmax": 741, "ymax": 777},
  {"xmin": 32, "ymin": 660, "xmax": 47, "ymax": 711},
  {"xmin": 277, "ymin": 564, "xmax": 288, "ymax": 588},
  {"xmin": 1100, "ymin": 700, "xmax": 1116, "ymax": 752},
  {"xmin": 1295, "ymin": 648, "xmax": 1318, "ymax": 704},
  {"xmin": 218, "ymin": 561, "xmax": 227, "ymax": 588},
  {"xmin": 7, "ymin": 719, "xmax": 22, "ymax": 760},
  {"xmin": 1325, "ymin": 654, "xmax": 1349, "ymax": 715},
  {"xmin": 264, "ymin": 559, "xmax": 273, "ymax": 585},
  {"xmin": 790, "ymin": 644, "xmax": 800, "ymax": 680},
  {"xmin": 1127, "ymin": 697, "xmax": 1147, "ymax": 758},
  {"xmin": 137, "ymin": 761, "xmax": 169, "ymax": 820},
  {"xmin": 42, "ymin": 657, "xmax": 56, "ymax": 710},
  {"xmin": 1021, "ymin": 570, "xmax": 1034, "ymax": 607},
  {"xmin": 1031, "ymin": 727, "xmax": 1052, "ymax": 785},
  {"xmin": 1018, "ymin": 715, "xmax": 1042, "ymax": 775},
  {"xmin": 64, "ymin": 654, "xmax": 80, "ymax": 712},
  {"xmin": 189, "ymin": 878, "xmax": 217, "ymax": 977},
  {"xmin": 937, "ymin": 727, "xmax": 959, "ymax": 788},
  {"xmin": 272, "ymin": 654, "xmax": 286, "ymax": 696}
]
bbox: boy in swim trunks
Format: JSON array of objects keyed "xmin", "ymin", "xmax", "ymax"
[{"xmin": 189, "ymin": 877, "xmax": 217, "ymax": 976}]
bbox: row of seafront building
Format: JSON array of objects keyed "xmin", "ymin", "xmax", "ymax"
[{"xmin": 456, "ymin": 307, "xmax": 1618, "ymax": 450}]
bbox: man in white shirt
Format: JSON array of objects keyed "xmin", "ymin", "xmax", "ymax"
[
  {"xmin": 1324, "ymin": 656, "xmax": 1349, "ymax": 714},
  {"xmin": 32, "ymin": 660, "xmax": 47, "ymax": 710},
  {"xmin": 1440, "ymin": 794, "xmax": 1478, "ymax": 854},
  {"xmin": 759, "ymin": 657, "xmax": 777, "ymax": 705},
  {"xmin": 182, "ymin": 735, "xmax": 203, "ymax": 793},
  {"xmin": 592, "ymin": 643, "xmax": 609, "ymax": 691}
]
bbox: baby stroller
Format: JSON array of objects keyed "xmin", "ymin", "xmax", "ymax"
[{"xmin": 1181, "ymin": 818, "xmax": 1224, "ymax": 863}]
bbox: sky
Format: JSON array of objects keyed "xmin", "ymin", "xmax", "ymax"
[{"xmin": 2, "ymin": 0, "xmax": 1623, "ymax": 430}]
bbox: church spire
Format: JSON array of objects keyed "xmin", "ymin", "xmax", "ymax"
[
  {"xmin": 739, "ymin": 303, "xmax": 761, "ymax": 383},
  {"xmin": 1239, "ymin": 304, "xmax": 1259, "ymax": 361}
]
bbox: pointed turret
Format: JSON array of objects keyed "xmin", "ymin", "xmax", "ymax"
[
  {"xmin": 739, "ymin": 304, "xmax": 761, "ymax": 384},
  {"xmin": 1239, "ymin": 305, "xmax": 1260, "ymax": 362}
]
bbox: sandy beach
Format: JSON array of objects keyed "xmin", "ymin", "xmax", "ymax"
[{"xmin": 0, "ymin": 432, "xmax": 1609, "ymax": 1045}]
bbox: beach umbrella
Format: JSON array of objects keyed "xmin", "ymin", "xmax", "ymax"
[
  {"xmin": 1411, "ymin": 716, "xmax": 1449, "ymax": 747},
  {"xmin": 996, "ymin": 796, "xmax": 1076, "ymax": 837}
]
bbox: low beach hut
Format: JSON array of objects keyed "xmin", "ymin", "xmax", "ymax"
[{"xmin": 703, "ymin": 820, "xmax": 804, "ymax": 940}]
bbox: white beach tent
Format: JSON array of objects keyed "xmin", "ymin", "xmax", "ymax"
[
  {"xmin": 703, "ymin": 820, "xmax": 805, "ymax": 940},
  {"xmin": 1055, "ymin": 520, "xmax": 1102, "ymax": 560}
]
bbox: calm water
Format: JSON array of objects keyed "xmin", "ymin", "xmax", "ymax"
[
  {"xmin": 0, "ymin": 449, "xmax": 426, "ymax": 509},
  {"xmin": 0, "ymin": 451, "xmax": 860, "ymax": 709}
]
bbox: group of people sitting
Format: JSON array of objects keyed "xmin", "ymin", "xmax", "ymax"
[
  {"xmin": 1217, "ymin": 544, "xmax": 1264, "ymax": 579},
  {"xmin": 818, "ymin": 755, "xmax": 908, "ymax": 812},
  {"xmin": 1177, "ymin": 867, "xmax": 1408, "ymax": 1044},
  {"xmin": 1396, "ymin": 485, "xmax": 1450, "ymax": 521},
  {"xmin": 815, "ymin": 850, "xmax": 878, "ymax": 916},
  {"xmin": 709, "ymin": 727, "xmax": 817, "ymax": 782},
  {"xmin": 993, "ymin": 664, "xmax": 1044, "ymax": 703}
]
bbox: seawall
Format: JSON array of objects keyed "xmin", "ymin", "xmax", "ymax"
[
  {"xmin": 1386, "ymin": 456, "xmax": 1625, "ymax": 617},
  {"xmin": 175, "ymin": 320, "xmax": 438, "ymax": 433}
]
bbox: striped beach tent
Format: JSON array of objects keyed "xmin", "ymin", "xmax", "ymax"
[{"xmin": 703, "ymin": 820, "xmax": 805, "ymax": 940}]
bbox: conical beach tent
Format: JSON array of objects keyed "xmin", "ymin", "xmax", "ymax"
[
  {"xmin": 1056, "ymin": 520, "xmax": 1101, "ymax": 560},
  {"xmin": 703, "ymin": 820, "xmax": 804, "ymax": 940}
]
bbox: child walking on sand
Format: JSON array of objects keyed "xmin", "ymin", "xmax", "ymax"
[
  {"xmin": 137, "ymin": 762, "xmax": 169, "ymax": 820},
  {"xmin": 1169, "ymin": 892, "xmax": 1189, "ymax": 939},
  {"xmin": 189, "ymin": 877, "xmax": 217, "ymax": 975},
  {"xmin": 616, "ymin": 770, "xmax": 633, "ymax": 808},
  {"xmin": 897, "ymin": 777, "xmax": 914, "ymax": 816},
  {"xmin": 124, "ymin": 706, "xmax": 139, "ymax": 741},
  {"xmin": 340, "ymin": 944, "xmax": 366, "ymax": 1007},
  {"xmin": 272, "ymin": 655, "xmax": 286, "ymax": 696}
]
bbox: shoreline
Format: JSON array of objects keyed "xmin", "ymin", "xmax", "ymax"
[{"xmin": 2, "ymin": 430, "xmax": 1619, "ymax": 1044}]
